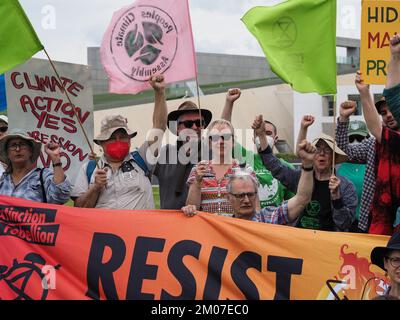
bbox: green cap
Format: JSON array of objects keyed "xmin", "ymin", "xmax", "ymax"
[{"xmin": 348, "ymin": 120, "xmax": 369, "ymax": 137}]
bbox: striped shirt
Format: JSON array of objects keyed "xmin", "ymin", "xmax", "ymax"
[{"xmin": 187, "ymin": 160, "xmax": 257, "ymax": 216}]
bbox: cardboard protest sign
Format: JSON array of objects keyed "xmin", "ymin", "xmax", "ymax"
[
  {"xmin": 361, "ymin": 0, "xmax": 400, "ymax": 84},
  {"xmin": 5, "ymin": 58, "xmax": 94, "ymax": 184}
]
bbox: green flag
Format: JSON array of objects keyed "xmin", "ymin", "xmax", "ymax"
[
  {"xmin": 242, "ymin": 0, "xmax": 337, "ymax": 95},
  {"xmin": 0, "ymin": 0, "xmax": 43, "ymax": 74}
]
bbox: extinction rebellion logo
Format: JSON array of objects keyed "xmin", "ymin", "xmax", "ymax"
[
  {"xmin": 110, "ymin": 5, "xmax": 178, "ymax": 82},
  {"xmin": 0, "ymin": 205, "xmax": 59, "ymax": 246}
]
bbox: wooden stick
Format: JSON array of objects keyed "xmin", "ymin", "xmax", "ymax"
[
  {"xmin": 43, "ymin": 48, "xmax": 99, "ymax": 168},
  {"xmin": 332, "ymin": 94, "xmax": 337, "ymax": 173}
]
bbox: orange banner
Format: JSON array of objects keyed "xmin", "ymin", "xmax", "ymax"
[{"xmin": 0, "ymin": 195, "xmax": 390, "ymax": 300}]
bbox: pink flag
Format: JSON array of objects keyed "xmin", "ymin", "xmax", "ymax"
[{"xmin": 100, "ymin": 0, "xmax": 197, "ymax": 94}]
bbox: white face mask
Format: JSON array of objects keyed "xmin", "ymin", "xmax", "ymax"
[{"xmin": 255, "ymin": 136, "xmax": 275, "ymax": 150}]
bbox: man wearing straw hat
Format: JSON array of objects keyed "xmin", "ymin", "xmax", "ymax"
[
  {"xmin": 152, "ymin": 91, "xmax": 212, "ymax": 210},
  {"xmin": 72, "ymin": 76, "xmax": 167, "ymax": 210},
  {"xmin": 253, "ymin": 115, "xmax": 357, "ymax": 231}
]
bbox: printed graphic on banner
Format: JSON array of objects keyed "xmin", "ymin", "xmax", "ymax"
[
  {"xmin": 0, "ymin": 204, "xmax": 59, "ymax": 246},
  {"xmin": 317, "ymin": 245, "xmax": 389, "ymax": 300},
  {"xmin": 0, "ymin": 74, "xmax": 6, "ymax": 111},
  {"xmin": 0, "ymin": 195, "xmax": 391, "ymax": 300},
  {"xmin": 361, "ymin": 0, "xmax": 400, "ymax": 84},
  {"xmin": 0, "ymin": 252, "xmax": 60, "ymax": 300},
  {"xmin": 101, "ymin": 0, "xmax": 197, "ymax": 94},
  {"xmin": 5, "ymin": 58, "xmax": 94, "ymax": 184}
]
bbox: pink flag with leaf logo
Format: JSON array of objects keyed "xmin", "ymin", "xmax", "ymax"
[{"xmin": 100, "ymin": 0, "xmax": 197, "ymax": 94}]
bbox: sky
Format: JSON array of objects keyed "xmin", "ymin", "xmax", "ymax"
[{"xmin": 20, "ymin": 0, "xmax": 362, "ymax": 66}]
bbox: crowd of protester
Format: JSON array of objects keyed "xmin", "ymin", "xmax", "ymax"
[{"xmin": 2, "ymin": 36, "xmax": 400, "ymax": 300}]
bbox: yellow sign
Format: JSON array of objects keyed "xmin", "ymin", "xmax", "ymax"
[{"xmin": 361, "ymin": 0, "xmax": 400, "ymax": 84}]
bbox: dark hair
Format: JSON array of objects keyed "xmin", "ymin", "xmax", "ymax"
[{"xmin": 264, "ymin": 120, "xmax": 277, "ymax": 136}]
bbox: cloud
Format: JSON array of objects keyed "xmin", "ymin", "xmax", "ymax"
[{"xmin": 19, "ymin": 0, "xmax": 361, "ymax": 65}]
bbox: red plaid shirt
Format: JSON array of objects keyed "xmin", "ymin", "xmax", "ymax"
[{"xmin": 187, "ymin": 160, "xmax": 257, "ymax": 216}]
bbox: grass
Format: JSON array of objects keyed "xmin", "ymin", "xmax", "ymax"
[{"xmin": 64, "ymin": 185, "xmax": 161, "ymax": 209}]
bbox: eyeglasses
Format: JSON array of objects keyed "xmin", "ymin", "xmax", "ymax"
[
  {"xmin": 0, "ymin": 127, "xmax": 8, "ymax": 133},
  {"xmin": 385, "ymin": 257, "xmax": 400, "ymax": 268},
  {"xmin": 349, "ymin": 136, "xmax": 365, "ymax": 143},
  {"xmin": 7, "ymin": 142, "xmax": 30, "ymax": 151},
  {"xmin": 209, "ymin": 133, "xmax": 233, "ymax": 142},
  {"xmin": 178, "ymin": 119, "xmax": 203, "ymax": 129},
  {"xmin": 229, "ymin": 192, "xmax": 257, "ymax": 200},
  {"xmin": 315, "ymin": 147, "xmax": 331, "ymax": 155}
]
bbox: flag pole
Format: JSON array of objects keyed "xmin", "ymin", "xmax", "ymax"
[
  {"xmin": 195, "ymin": 74, "xmax": 202, "ymax": 125},
  {"xmin": 43, "ymin": 48, "xmax": 99, "ymax": 168},
  {"xmin": 332, "ymin": 94, "xmax": 337, "ymax": 173}
]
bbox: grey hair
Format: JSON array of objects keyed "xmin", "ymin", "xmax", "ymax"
[{"xmin": 226, "ymin": 172, "xmax": 259, "ymax": 194}]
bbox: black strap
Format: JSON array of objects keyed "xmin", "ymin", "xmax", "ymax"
[{"xmin": 39, "ymin": 168, "xmax": 47, "ymax": 203}]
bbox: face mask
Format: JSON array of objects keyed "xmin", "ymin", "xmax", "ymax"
[
  {"xmin": 255, "ymin": 136, "xmax": 275, "ymax": 150},
  {"xmin": 105, "ymin": 141, "xmax": 130, "ymax": 161}
]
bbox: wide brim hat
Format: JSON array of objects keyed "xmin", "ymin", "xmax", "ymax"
[
  {"xmin": 0, "ymin": 129, "xmax": 42, "ymax": 163},
  {"xmin": 312, "ymin": 133, "xmax": 348, "ymax": 164},
  {"xmin": 167, "ymin": 101, "xmax": 212, "ymax": 135},
  {"xmin": 94, "ymin": 115, "xmax": 137, "ymax": 145},
  {"xmin": 371, "ymin": 232, "xmax": 400, "ymax": 271}
]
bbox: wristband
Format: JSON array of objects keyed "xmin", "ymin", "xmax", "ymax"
[
  {"xmin": 53, "ymin": 162, "xmax": 62, "ymax": 168},
  {"xmin": 301, "ymin": 165, "xmax": 314, "ymax": 172}
]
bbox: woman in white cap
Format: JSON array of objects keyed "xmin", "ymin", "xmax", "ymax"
[
  {"xmin": 0, "ymin": 129, "xmax": 71, "ymax": 204},
  {"xmin": 371, "ymin": 231, "xmax": 400, "ymax": 299}
]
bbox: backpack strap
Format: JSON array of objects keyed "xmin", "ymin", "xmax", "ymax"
[
  {"xmin": 86, "ymin": 152, "xmax": 151, "ymax": 183},
  {"xmin": 86, "ymin": 160, "xmax": 97, "ymax": 184},
  {"xmin": 130, "ymin": 151, "xmax": 151, "ymax": 181},
  {"xmin": 39, "ymin": 168, "xmax": 47, "ymax": 203}
]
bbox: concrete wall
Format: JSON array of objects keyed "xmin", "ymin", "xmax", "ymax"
[
  {"xmin": 93, "ymin": 83, "xmax": 294, "ymax": 154},
  {"xmin": 88, "ymin": 46, "xmax": 360, "ymax": 95}
]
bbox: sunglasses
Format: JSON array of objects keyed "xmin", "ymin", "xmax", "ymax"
[
  {"xmin": 178, "ymin": 119, "xmax": 203, "ymax": 129},
  {"xmin": 0, "ymin": 127, "xmax": 8, "ymax": 133},
  {"xmin": 349, "ymin": 136, "xmax": 365, "ymax": 143},
  {"xmin": 209, "ymin": 133, "xmax": 233, "ymax": 142}
]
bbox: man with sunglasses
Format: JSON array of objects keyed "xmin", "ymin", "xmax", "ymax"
[
  {"xmin": 182, "ymin": 140, "xmax": 315, "ymax": 224},
  {"xmin": 153, "ymin": 89, "xmax": 213, "ymax": 209}
]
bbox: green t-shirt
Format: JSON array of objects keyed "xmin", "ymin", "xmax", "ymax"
[
  {"xmin": 337, "ymin": 162, "xmax": 366, "ymax": 221},
  {"xmin": 237, "ymin": 144, "xmax": 295, "ymax": 208}
]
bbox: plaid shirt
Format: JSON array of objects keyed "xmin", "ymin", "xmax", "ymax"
[
  {"xmin": 336, "ymin": 120, "xmax": 376, "ymax": 231},
  {"xmin": 0, "ymin": 168, "xmax": 71, "ymax": 204},
  {"xmin": 251, "ymin": 200, "xmax": 289, "ymax": 224},
  {"xmin": 187, "ymin": 160, "xmax": 256, "ymax": 216}
]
